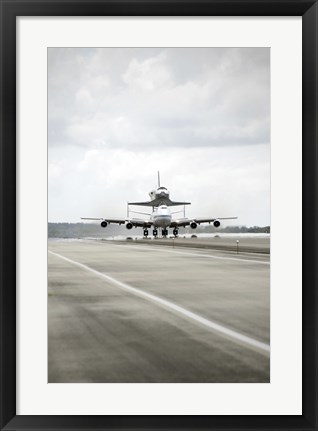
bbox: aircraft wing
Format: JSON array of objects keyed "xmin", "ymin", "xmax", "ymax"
[
  {"xmin": 128, "ymin": 197, "xmax": 191, "ymax": 207},
  {"xmin": 169, "ymin": 218, "xmax": 189, "ymax": 227},
  {"xmin": 81, "ymin": 217, "xmax": 127, "ymax": 225},
  {"xmin": 168, "ymin": 200, "xmax": 192, "ymax": 207},
  {"xmin": 170, "ymin": 216, "xmax": 237, "ymax": 227},
  {"xmin": 130, "ymin": 218, "xmax": 153, "ymax": 228},
  {"xmin": 81, "ymin": 217, "xmax": 152, "ymax": 228},
  {"xmin": 193, "ymin": 216, "xmax": 238, "ymax": 224},
  {"xmin": 128, "ymin": 200, "xmax": 156, "ymax": 207}
]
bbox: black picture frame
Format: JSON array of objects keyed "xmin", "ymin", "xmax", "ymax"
[{"xmin": 0, "ymin": 1, "xmax": 317, "ymax": 430}]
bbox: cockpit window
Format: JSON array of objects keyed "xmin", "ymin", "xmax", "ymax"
[{"xmin": 158, "ymin": 187, "xmax": 167, "ymax": 190}]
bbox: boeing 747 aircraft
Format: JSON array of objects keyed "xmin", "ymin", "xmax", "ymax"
[{"xmin": 82, "ymin": 204, "xmax": 237, "ymax": 238}]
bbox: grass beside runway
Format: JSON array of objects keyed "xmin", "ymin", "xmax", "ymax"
[{"xmin": 99, "ymin": 235, "xmax": 270, "ymax": 254}]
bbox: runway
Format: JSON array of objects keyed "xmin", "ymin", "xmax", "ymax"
[{"xmin": 48, "ymin": 239, "xmax": 270, "ymax": 383}]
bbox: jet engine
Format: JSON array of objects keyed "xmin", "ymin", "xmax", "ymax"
[
  {"xmin": 101, "ymin": 221, "xmax": 108, "ymax": 228},
  {"xmin": 190, "ymin": 221, "xmax": 197, "ymax": 229},
  {"xmin": 213, "ymin": 220, "xmax": 221, "ymax": 228},
  {"xmin": 126, "ymin": 222, "xmax": 133, "ymax": 230}
]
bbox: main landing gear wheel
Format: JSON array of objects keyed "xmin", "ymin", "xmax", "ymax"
[
  {"xmin": 143, "ymin": 229, "xmax": 149, "ymax": 237},
  {"xmin": 153, "ymin": 229, "xmax": 158, "ymax": 237},
  {"xmin": 173, "ymin": 229, "xmax": 178, "ymax": 237}
]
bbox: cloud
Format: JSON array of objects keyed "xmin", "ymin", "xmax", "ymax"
[
  {"xmin": 122, "ymin": 51, "xmax": 172, "ymax": 92},
  {"xmin": 48, "ymin": 48, "xmax": 270, "ymax": 150}
]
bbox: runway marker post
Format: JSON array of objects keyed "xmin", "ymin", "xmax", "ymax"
[{"xmin": 236, "ymin": 240, "xmax": 239, "ymax": 254}]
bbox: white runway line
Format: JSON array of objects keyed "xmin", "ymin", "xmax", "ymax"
[
  {"xmin": 49, "ymin": 250, "xmax": 270, "ymax": 355},
  {"xmin": 107, "ymin": 243, "xmax": 270, "ymax": 265}
]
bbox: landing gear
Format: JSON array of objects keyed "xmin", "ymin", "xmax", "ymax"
[
  {"xmin": 162, "ymin": 229, "xmax": 168, "ymax": 237},
  {"xmin": 153, "ymin": 229, "xmax": 158, "ymax": 237},
  {"xmin": 173, "ymin": 228, "xmax": 179, "ymax": 237},
  {"xmin": 143, "ymin": 229, "xmax": 149, "ymax": 238}
]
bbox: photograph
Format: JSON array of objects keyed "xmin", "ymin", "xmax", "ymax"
[
  {"xmin": 1, "ymin": 0, "xmax": 317, "ymax": 427},
  {"xmin": 48, "ymin": 47, "xmax": 270, "ymax": 383}
]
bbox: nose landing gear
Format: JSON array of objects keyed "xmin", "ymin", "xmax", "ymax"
[
  {"xmin": 173, "ymin": 228, "xmax": 179, "ymax": 237},
  {"xmin": 153, "ymin": 229, "xmax": 158, "ymax": 238},
  {"xmin": 162, "ymin": 229, "xmax": 168, "ymax": 237}
]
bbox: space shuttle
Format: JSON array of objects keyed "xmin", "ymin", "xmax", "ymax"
[{"xmin": 128, "ymin": 172, "xmax": 191, "ymax": 208}]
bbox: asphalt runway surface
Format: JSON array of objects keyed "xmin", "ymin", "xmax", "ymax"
[{"xmin": 48, "ymin": 239, "xmax": 270, "ymax": 383}]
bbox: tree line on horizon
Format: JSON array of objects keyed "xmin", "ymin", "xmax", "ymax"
[{"xmin": 48, "ymin": 222, "xmax": 270, "ymax": 238}]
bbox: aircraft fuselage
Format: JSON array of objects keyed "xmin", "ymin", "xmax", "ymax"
[{"xmin": 150, "ymin": 205, "xmax": 172, "ymax": 228}]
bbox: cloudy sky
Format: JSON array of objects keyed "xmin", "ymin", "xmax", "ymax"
[{"xmin": 48, "ymin": 48, "xmax": 270, "ymax": 226}]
